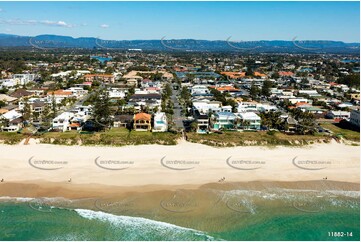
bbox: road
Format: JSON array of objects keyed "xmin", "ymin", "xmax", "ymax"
[{"xmin": 170, "ymin": 83, "xmax": 185, "ymax": 129}]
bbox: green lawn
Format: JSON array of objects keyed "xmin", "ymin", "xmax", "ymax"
[
  {"xmin": 37, "ymin": 128, "xmax": 181, "ymax": 146},
  {"xmin": 320, "ymin": 122, "xmax": 360, "ymax": 142},
  {"xmin": 0, "ymin": 132, "xmax": 25, "ymax": 144},
  {"xmin": 186, "ymin": 130, "xmax": 331, "ymax": 147}
]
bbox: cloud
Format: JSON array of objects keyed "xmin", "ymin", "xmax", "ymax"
[
  {"xmin": 0, "ymin": 19, "xmax": 75, "ymax": 28},
  {"xmin": 40, "ymin": 20, "xmax": 74, "ymax": 27},
  {"xmin": 100, "ymin": 24, "xmax": 109, "ymax": 28},
  {"xmin": 0, "ymin": 8, "xmax": 3, "ymax": 12}
]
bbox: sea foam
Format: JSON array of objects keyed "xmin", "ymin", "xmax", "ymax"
[{"xmin": 75, "ymin": 208, "xmax": 215, "ymax": 240}]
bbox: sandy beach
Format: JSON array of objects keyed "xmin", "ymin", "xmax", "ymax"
[{"xmin": 0, "ymin": 139, "xmax": 359, "ymax": 187}]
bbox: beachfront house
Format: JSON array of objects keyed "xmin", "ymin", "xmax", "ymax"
[
  {"xmin": 153, "ymin": 112, "xmax": 168, "ymax": 132},
  {"xmin": 236, "ymin": 112, "xmax": 261, "ymax": 130},
  {"xmin": 193, "ymin": 109, "xmax": 209, "ymax": 134},
  {"xmin": 326, "ymin": 111, "xmax": 351, "ymax": 122},
  {"xmin": 211, "ymin": 112, "xmax": 237, "ymax": 130},
  {"xmin": 133, "ymin": 112, "xmax": 152, "ymax": 131},
  {"xmin": 0, "ymin": 110, "xmax": 23, "ymax": 132},
  {"xmin": 52, "ymin": 112, "xmax": 75, "ymax": 132},
  {"xmin": 350, "ymin": 109, "xmax": 360, "ymax": 128},
  {"xmin": 285, "ymin": 116, "xmax": 298, "ymax": 133},
  {"xmin": 113, "ymin": 114, "xmax": 133, "ymax": 129}
]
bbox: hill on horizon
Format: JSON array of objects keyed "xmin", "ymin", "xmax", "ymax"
[{"xmin": 0, "ymin": 33, "xmax": 359, "ymax": 53}]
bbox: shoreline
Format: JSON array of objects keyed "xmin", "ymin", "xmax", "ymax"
[{"xmin": 0, "ymin": 180, "xmax": 360, "ymax": 201}]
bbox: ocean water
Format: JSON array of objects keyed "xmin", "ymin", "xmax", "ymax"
[
  {"xmin": 0, "ymin": 190, "xmax": 359, "ymax": 241},
  {"xmin": 90, "ymin": 56, "xmax": 113, "ymax": 63}
]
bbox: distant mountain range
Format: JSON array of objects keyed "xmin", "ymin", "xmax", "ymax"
[{"xmin": 0, "ymin": 33, "xmax": 359, "ymax": 53}]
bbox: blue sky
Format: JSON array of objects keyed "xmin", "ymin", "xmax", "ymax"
[{"xmin": 0, "ymin": 1, "xmax": 359, "ymax": 42}]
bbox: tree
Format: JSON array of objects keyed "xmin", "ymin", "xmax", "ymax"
[
  {"xmin": 41, "ymin": 104, "xmax": 51, "ymax": 128},
  {"xmin": 245, "ymin": 67, "xmax": 253, "ymax": 77},
  {"xmin": 21, "ymin": 98, "xmax": 32, "ymax": 126},
  {"xmin": 0, "ymin": 100, "xmax": 5, "ymax": 108},
  {"xmin": 338, "ymin": 74, "xmax": 360, "ymax": 88},
  {"xmin": 261, "ymin": 80, "xmax": 272, "ymax": 97},
  {"xmin": 0, "ymin": 117, "xmax": 9, "ymax": 130},
  {"xmin": 290, "ymin": 109, "xmax": 317, "ymax": 135},
  {"xmin": 259, "ymin": 111, "xmax": 283, "ymax": 130},
  {"xmin": 190, "ymin": 121, "xmax": 198, "ymax": 132},
  {"xmin": 249, "ymin": 82, "xmax": 260, "ymax": 99},
  {"xmin": 93, "ymin": 89, "xmax": 112, "ymax": 130},
  {"xmin": 51, "ymin": 95, "xmax": 58, "ymax": 119}
]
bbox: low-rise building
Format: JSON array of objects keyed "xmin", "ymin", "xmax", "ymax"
[
  {"xmin": 327, "ymin": 111, "xmax": 351, "ymax": 122},
  {"xmin": 113, "ymin": 114, "xmax": 133, "ymax": 128},
  {"xmin": 133, "ymin": 112, "xmax": 151, "ymax": 131},
  {"xmin": 212, "ymin": 112, "xmax": 236, "ymax": 130},
  {"xmin": 0, "ymin": 110, "xmax": 23, "ymax": 132},
  {"xmin": 350, "ymin": 109, "xmax": 360, "ymax": 128},
  {"xmin": 153, "ymin": 112, "xmax": 168, "ymax": 132},
  {"xmin": 0, "ymin": 94, "xmax": 18, "ymax": 105},
  {"xmin": 84, "ymin": 74, "xmax": 115, "ymax": 83},
  {"xmin": 52, "ymin": 112, "xmax": 75, "ymax": 132},
  {"xmin": 236, "ymin": 112, "xmax": 261, "ymax": 130}
]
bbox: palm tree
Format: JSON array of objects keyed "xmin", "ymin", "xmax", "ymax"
[{"xmin": 243, "ymin": 120, "xmax": 251, "ymax": 130}]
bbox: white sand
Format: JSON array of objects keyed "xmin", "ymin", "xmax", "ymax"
[{"xmin": 0, "ymin": 140, "xmax": 359, "ymax": 186}]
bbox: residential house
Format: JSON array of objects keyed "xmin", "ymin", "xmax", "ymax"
[
  {"xmin": 128, "ymin": 93, "xmax": 162, "ymax": 111},
  {"xmin": 10, "ymin": 89, "xmax": 34, "ymax": 99},
  {"xmin": 133, "ymin": 112, "xmax": 152, "ymax": 131},
  {"xmin": 212, "ymin": 112, "xmax": 237, "ymax": 130},
  {"xmin": 67, "ymin": 87, "xmax": 88, "ymax": 96},
  {"xmin": 153, "ymin": 112, "xmax": 168, "ymax": 132},
  {"xmin": 113, "ymin": 114, "xmax": 133, "ymax": 128},
  {"xmin": 346, "ymin": 93, "xmax": 360, "ymax": 101},
  {"xmin": 12, "ymin": 74, "xmax": 36, "ymax": 85},
  {"xmin": 326, "ymin": 111, "xmax": 351, "ymax": 122},
  {"xmin": 191, "ymin": 85, "xmax": 210, "ymax": 96},
  {"xmin": 108, "ymin": 88, "xmax": 127, "ymax": 99},
  {"xmin": 193, "ymin": 110, "xmax": 209, "ymax": 134},
  {"xmin": 0, "ymin": 94, "xmax": 18, "ymax": 105},
  {"xmin": 47, "ymin": 90, "xmax": 73, "ymax": 104},
  {"xmin": 220, "ymin": 71, "xmax": 246, "ymax": 79},
  {"xmin": 0, "ymin": 79, "xmax": 18, "ymax": 89},
  {"xmin": 237, "ymin": 101, "xmax": 259, "ymax": 113},
  {"xmin": 287, "ymin": 98, "xmax": 313, "ymax": 105},
  {"xmin": 236, "ymin": 112, "xmax": 261, "ymax": 130},
  {"xmin": 350, "ymin": 109, "xmax": 360, "ymax": 128},
  {"xmin": 52, "ymin": 112, "xmax": 75, "ymax": 132},
  {"xmin": 0, "ymin": 109, "xmax": 23, "ymax": 132},
  {"xmin": 193, "ymin": 100, "xmax": 222, "ymax": 114},
  {"xmin": 279, "ymin": 71, "xmax": 294, "ymax": 77},
  {"xmin": 84, "ymin": 74, "xmax": 115, "ymax": 83},
  {"xmin": 285, "ymin": 116, "xmax": 298, "ymax": 133}
]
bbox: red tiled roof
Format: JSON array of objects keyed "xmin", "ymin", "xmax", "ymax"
[
  {"xmin": 47, "ymin": 90, "xmax": 72, "ymax": 96},
  {"xmin": 134, "ymin": 112, "xmax": 151, "ymax": 120},
  {"xmin": 221, "ymin": 72, "xmax": 246, "ymax": 79},
  {"xmin": 279, "ymin": 71, "xmax": 294, "ymax": 76}
]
